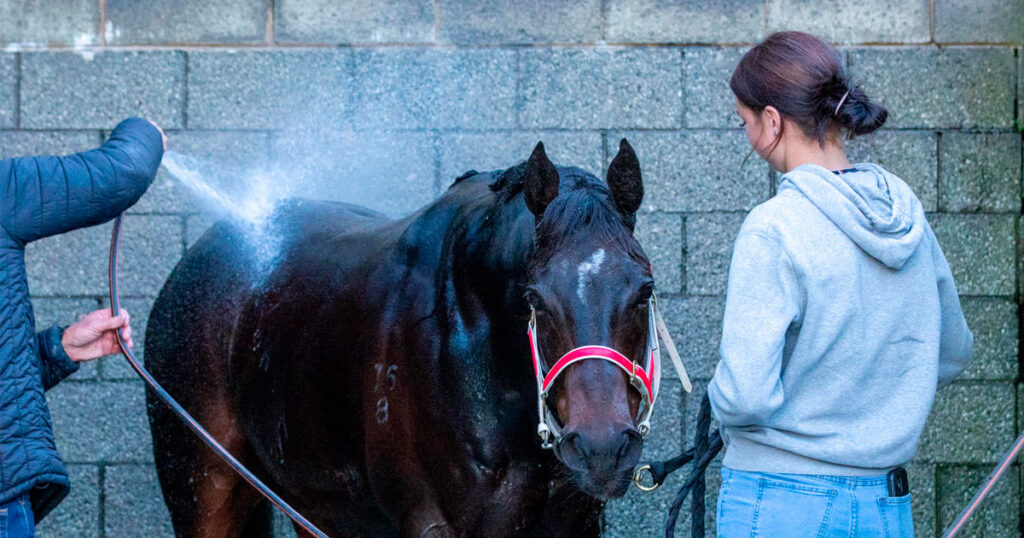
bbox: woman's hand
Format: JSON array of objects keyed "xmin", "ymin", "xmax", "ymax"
[{"xmin": 61, "ymin": 308, "xmax": 133, "ymax": 362}]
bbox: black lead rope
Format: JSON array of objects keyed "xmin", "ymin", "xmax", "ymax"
[
  {"xmin": 108, "ymin": 215, "xmax": 330, "ymax": 538},
  {"xmin": 653, "ymin": 392, "xmax": 723, "ymax": 538}
]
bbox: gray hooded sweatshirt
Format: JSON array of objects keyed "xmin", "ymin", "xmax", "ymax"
[{"xmin": 708, "ymin": 163, "xmax": 974, "ymax": 476}]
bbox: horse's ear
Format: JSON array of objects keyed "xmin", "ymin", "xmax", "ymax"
[
  {"xmin": 607, "ymin": 138, "xmax": 643, "ymax": 216},
  {"xmin": 523, "ymin": 142, "xmax": 560, "ymax": 218}
]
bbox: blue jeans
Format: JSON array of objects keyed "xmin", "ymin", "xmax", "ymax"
[
  {"xmin": 716, "ymin": 467, "xmax": 913, "ymax": 537},
  {"xmin": 0, "ymin": 494, "xmax": 34, "ymax": 538}
]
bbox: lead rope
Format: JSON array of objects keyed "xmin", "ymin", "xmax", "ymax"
[
  {"xmin": 662, "ymin": 393, "xmax": 723, "ymax": 538},
  {"xmin": 108, "ymin": 215, "xmax": 329, "ymax": 538}
]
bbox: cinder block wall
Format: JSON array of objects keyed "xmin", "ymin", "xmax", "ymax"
[{"xmin": 2, "ymin": 1, "xmax": 1020, "ymax": 536}]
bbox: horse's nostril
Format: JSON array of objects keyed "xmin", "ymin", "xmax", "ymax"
[
  {"xmin": 618, "ymin": 436, "xmax": 631, "ymax": 460},
  {"xmin": 615, "ymin": 430, "xmax": 643, "ymax": 470},
  {"xmin": 556, "ymin": 431, "xmax": 593, "ymax": 470}
]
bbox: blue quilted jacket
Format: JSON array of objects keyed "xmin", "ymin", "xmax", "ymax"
[{"xmin": 0, "ymin": 118, "xmax": 163, "ymax": 520}]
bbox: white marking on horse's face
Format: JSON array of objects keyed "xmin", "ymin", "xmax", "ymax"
[{"xmin": 576, "ymin": 249, "xmax": 606, "ymax": 303}]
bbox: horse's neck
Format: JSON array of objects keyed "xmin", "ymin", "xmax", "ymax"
[{"xmin": 432, "ymin": 189, "xmax": 541, "ymax": 453}]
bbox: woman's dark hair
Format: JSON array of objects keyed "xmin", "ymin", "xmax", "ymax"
[{"xmin": 730, "ymin": 31, "xmax": 887, "ymax": 148}]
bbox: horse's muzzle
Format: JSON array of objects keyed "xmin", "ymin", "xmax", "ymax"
[{"xmin": 555, "ymin": 428, "xmax": 644, "ymax": 499}]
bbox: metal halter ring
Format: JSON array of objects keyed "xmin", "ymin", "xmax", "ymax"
[{"xmin": 633, "ymin": 464, "xmax": 660, "ymax": 492}]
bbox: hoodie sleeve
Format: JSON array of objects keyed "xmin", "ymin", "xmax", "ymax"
[
  {"xmin": 708, "ymin": 224, "xmax": 803, "ymax": 428},
  {"xmin": 0, "ymin": 117, "xmax": 163, "ymax": 244},
  {"xmin": 929, "ymin": 227, "xmax": 974, "ymax": 389}
]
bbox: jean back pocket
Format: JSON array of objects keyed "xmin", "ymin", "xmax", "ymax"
[{"xmin": 752, "ymin": 478, "xmax": 837, "ymax": 538}]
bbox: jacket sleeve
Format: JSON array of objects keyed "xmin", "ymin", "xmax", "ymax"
[
  {"xmin": 929, "ymin": 227, "xmax": 974, "ymax": 390},
  {"xmin": 707, "ymin": 225, "xmax": 803, "ymax": 428},
  {"xmin": 0, "ymin": 117, "xmax": 163, "ymax": 244},
  {"xmin": 36, "ymin": 325, "xmax": 81, "ymax": 391}
]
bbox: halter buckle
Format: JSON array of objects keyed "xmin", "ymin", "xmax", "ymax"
[{"xmin": 637, "ymin": 419, "xmax": 651, "ymax": 437}]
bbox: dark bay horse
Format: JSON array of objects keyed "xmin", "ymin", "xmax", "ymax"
[{"xmin": 145, "ymin": 140, "xmax": 656, "ymax": 537}]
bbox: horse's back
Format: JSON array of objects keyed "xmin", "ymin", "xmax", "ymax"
[{"xmin": 145, "ymin": 198, "xmax": 397, "ymax": 536}]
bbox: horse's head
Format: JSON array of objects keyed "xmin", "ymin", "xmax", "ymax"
[{"xmin": 521, "ymin": 139, "xmax": 652, "ymax": 499}]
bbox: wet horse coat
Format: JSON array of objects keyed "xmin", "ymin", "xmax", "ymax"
[{"xmin": 146, "ymin": 142, "xmax": 654, "ymax": 537}]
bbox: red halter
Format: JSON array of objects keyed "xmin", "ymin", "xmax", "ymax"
[{"xmin": 527, "ymin": 295, "xmax": 662, "ymax": 449}]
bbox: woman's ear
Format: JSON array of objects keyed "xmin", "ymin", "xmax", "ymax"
[{"xmin": 762, "ymin": 105, "xmax": 781, "ymax": 137}]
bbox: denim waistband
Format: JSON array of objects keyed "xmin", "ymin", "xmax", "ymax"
[{"xmin": 724, "ymin": 466, "xmax": 893, "ymax": 488}]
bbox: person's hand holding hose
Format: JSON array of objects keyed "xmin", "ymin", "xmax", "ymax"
[{"xmin": 61, "ymin": 308, "xmax": 133, "ymax": 362}]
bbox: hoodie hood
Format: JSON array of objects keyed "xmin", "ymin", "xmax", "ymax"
[{"xmin": 778, "ymin": 163, "xmax": 926, "ymax": 269}]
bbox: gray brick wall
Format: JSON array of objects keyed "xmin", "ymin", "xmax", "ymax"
[{"xmin": 1, "ymin": 1, "xmax": 1019, "ymax": 537}]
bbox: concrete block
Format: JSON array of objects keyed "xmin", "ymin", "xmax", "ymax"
[
  {"xmin": 635, "ymin": 212, "xmax": 683, "ymax": 294},
  {"xmin": 936, "ymin": 464, "xmax": 1019, "ymax": 537},
  {"xmin": 0, "ymin": 130, "xmax": 101, "ymax": 159},
  {"xmin": 608, "ymin": 131, "xmax": 770, "ymax": 212},
  {"xmin": 766, "ymin": 0, "xmax": 930, "ymax": 44},
  {"xmin": 20, "ymin": 51, "xmax": 185, "ymax": 129},
  {"xmin": 849, "ymin": 47, "xmax": 1015, "ymax": 129},
  {"xmin": 35, "ymin": 464, "xmax": 100, "ymax": 538},
  {"xmin": 106, "ymin": 0, "xmax": 265, "ymax": 44},
  {"xmin": 0, "ymin": 0, "xmax": 98, "ymax": 46},
  {"xmin": 906, "ymin": 463, "xmax": 937, "ymax": 538},
  {"xmin": 26, "ymin": 216, "xmax": 183, "ymax": 297},
  {"xmin": 46, "ymin": 380, "xmax": 154, "ymax": 463},
  {"xmin": 660, "ymin": 296, "xmax": 725, "ymax": 380},
  {"xmin": 917, "ymin": 382, "xmax": 1016, "ymax": 463},
  {"xmin": 276, "ymin": 0, "xmax": 434, "ymax": 44},
  {"xmin": 437, "ymin": 131, "xmax": 603, "ymax": 185},
  {"xmin": 685, "ymin": 213, "xmax": 745, "ymax": 296},
  {"xmin": 845, "ymin": 130, "xmax": 938, "ymax": 211},
  {"xmin": 131, "ymin": 130, "xmax": 273, "ymax": 215},
  {"xmin": 958, "ymin": 298, "xmax": 1017, "ymax": 381},
  {"xmin": 605, "ymin": 0, "xmax": 764, "ymax": 44},
  {"xmin": 25, "ymin": 223, "xmax": 108, "ymax": 296},
  {"xmin": 939, "ymin": 132, "xmax": 1021, "ymax": 213},
  {"xmin": 103, "ymin": 464, "xmax": 174, "ymax": 537},
  {"xmin": 929, "ymin": 214, "xmax": 1016, "ymax": 297},
  {"xmin": 520, "ymin": 48, "xmax": 682, "ymax": 129},
  {"xmin": 935, "ymin": 0, "xmax": 1024, "ymax": 43},
  {"xmin": 439, "ymin": 0, "xmax": 600, "ymax": 44},
  {"xmin": 683, "ymin": 47, "xmax": 748, "ymax": 129},
  {"xmin": 30, "ymin": 297, "xmax": 101, "ymax": 379},
  {"xmin": 0, "ymin": 54, "xmax": 15, "ymax": 128},
  {"xmin": 187, "ymin": 50, "xmax": 350, "ymax": 129},
  {"xmin": 352, "ymin": 49, "xmax": 516, "ymax": 129},
  {"xmin": 271, "ymin": 130, "xmax": 437, "ymax": 216}
]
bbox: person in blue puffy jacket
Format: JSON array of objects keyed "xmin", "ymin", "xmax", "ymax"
[{"xmin": 0, "ymin": 117, "xmax": 165, "ymax": 535}]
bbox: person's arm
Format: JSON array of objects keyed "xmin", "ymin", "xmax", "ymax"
[
  {"xmin": 36, "ymin": 326, "xmax": 80, "ymax": 391},
  {"xmin": 35, "ymin": 308, "xmax": 134, "ymax": 391},
  {"xmin": 0, "ymin": 118, "xmax": 164, "ymax": 244},
  {"xmin": 929, "ymin": 227, "xmax": 974, "ymax": 389},
  {"xmin": 707, "ymin": 225, "xmax": 802, "ymax": 428}
]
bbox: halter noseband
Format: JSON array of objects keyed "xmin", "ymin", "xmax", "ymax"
[{"xmin": 527, "ymin": 294, "xmax": 666, "ymax": 449}]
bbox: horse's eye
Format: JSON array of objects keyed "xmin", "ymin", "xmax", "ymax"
[
  {"xmin": 637, "ymin": 283, "xmax": 654, "ymax": 305},
  {"xmin": 525, "ymin": 288, "xmax": 544, "ymax": 311}
]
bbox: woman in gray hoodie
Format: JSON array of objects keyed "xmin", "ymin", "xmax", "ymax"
[{"xmin": 708, "ymin": 32, "xmax": 973, "ymax": 537}]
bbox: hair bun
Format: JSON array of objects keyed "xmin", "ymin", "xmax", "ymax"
[{"xmin": 833, "ymin": 81, "xmax": 887, "ymax": 136}]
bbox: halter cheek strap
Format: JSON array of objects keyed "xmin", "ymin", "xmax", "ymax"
[{"xmin": 528, "ymin": 293, "xmax": 690, "ymax": 449}]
